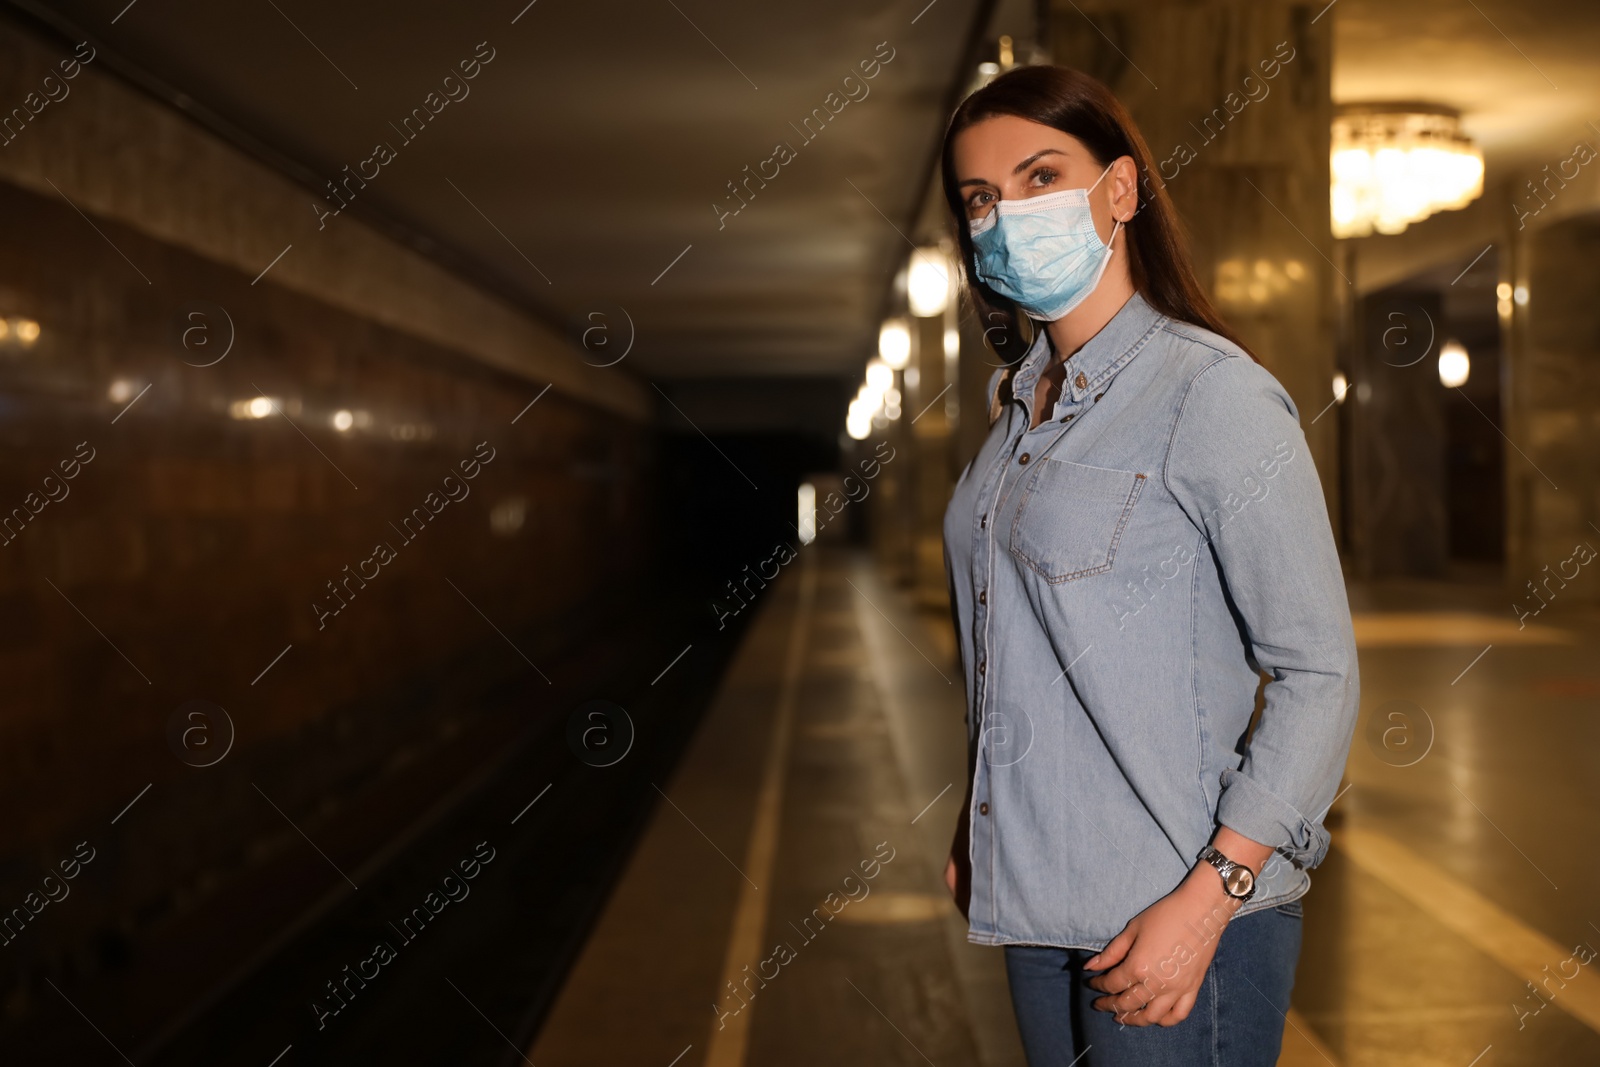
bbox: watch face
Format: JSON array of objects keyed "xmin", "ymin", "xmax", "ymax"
[{"xmin": 1224, "ymin": 866, "xmax": 1255, "ymax": 897}]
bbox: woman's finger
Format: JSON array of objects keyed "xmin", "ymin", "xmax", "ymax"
[
  {"xmin": 1137, "ymin": 991, "xmax": 1181, "ymax": 1026},
  {"xmin": 1114, "ymin": 994, "xmax": 1155, "ymax": 1028},
  {"xmin": 1092, "ymin": 977, "xmax": 1151, "ymax": 1015},
  {"xmin": 1158, "ymin": 989, "xmax": 1199, "ymax": 1027},
  {"xmin": 1087, "ymin": 954, "xmax": 1146, "ymax": 997},
  {"xmin": 1084, "ymin": 927, "xmax": 1134, "ymax": 971}
]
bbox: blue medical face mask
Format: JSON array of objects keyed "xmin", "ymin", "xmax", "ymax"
[{"xmin": 968, "ymin": 161, "xmax": 1123, "ymax": 322}]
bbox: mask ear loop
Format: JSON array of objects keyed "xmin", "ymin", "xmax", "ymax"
[{"xmin": 1091, "ymin": 160, "xmax": 1124, "ymax": 253}]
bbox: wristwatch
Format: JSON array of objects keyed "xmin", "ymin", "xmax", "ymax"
[{"xmin": 1198, "ymin": 845, "xmax": 1257, "ymax": 902}]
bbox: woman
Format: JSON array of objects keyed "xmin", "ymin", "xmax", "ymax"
[{"xmin": 938, "ymin": 66, "xmax": 1359, "ymax": 1065}]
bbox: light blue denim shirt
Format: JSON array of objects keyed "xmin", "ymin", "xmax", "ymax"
[{"xmin": 942, "ymin": 291, "xmax": 1359, "ymax": 950}]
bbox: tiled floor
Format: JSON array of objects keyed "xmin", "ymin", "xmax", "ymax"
[{"xmin": 529, "ymin": 548, "xmax": 1600, "ymax": 1066}]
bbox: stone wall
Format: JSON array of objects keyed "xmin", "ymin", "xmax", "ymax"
[{"xmin": 0, "ymin": 18, "xmax": 655, "ymax": 1039}]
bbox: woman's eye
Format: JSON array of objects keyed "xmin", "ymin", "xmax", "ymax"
[
  {"xmin": 968, "ymin": 190, "xmax": 994, "ymax": 213},
  {"xmin": 1031, "ymin": 168, "xmax": 1057, "ymax": 187}
]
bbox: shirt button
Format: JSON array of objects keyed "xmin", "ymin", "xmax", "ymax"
[
  {"xmin": 980, "ymin": 513, "xmax": 987, "ymax": 529},
  {"xmin": 1060, "ymin": 413, "xmax": 1075, "ymax": 423},
  {"xmin": 979, "ymin": 802, "xmax": 990, "ymax": 815},
  {"xmin": 1074, "ymin": 371, "xmax": 1088, "ymax": 389},
  {"xmin": 978, "ymin": 661, "xmax": 986, "ymax": 675},
  {"xmin": 978, "ymin": 590, "xmax": 987, "ymax": 604},
  {"xmin": 1094, "ymin": 392, "xmax": 1104, "ymax": 401},
  {"xmin": 1018, "ymin": 452, "xmax": 1031, "ymax": 465}
]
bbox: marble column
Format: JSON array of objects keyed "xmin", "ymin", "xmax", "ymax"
[
  {"xmin": 1049, "ymin": 1, "xmax": 1342, "ymax": 522},
  {"xmin": 1506, "ymin": 214, "xmax": 1600, "ymax": 606}
]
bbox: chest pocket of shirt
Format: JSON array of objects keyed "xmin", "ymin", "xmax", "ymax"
[{"xmin": 1009, "ymin": 459, "xmax": 1146, "ymax": 583}]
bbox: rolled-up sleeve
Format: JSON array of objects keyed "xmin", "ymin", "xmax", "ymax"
[{"xmin": 1163, "ymin": 354, "xmax": 1360, "ymax": 869}]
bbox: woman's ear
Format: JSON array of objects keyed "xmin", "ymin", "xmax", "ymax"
[{"xmin": 1111, "ymin": 155, "xmax": 1140, "ymax": 222}]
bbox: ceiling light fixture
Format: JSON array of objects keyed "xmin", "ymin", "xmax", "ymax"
[
  {"xmin": 1438, "ymin": 340, "xmax": 1470, "ymax": 388},
  {"xmin": 1331, "ymin": 106, "xmax": 1483, "ymax": 238},
  {"xmin": 878, "ymin": 318, "xmax": 911, "ymax": 369},
  {"xmin": 907, "ymin": 247, "xmax": 952, "ymax": 317}
]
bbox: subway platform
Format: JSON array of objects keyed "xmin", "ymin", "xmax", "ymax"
[{"xmin": 524, "ymin": 546, "xmax": 1600, "ymax": 1066}]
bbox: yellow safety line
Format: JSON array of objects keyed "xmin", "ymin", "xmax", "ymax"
[
  {"xmin": 702, "ymin": 557, "xmax": 817, "ymax": 1067},
  {"xmin": 1280, "ymin": 1007, "xmax": 1341, "ymax": 1066},
  {"xmin": 1339, "ymin": 826, "xmax": 1600, "ymax": 1033}
]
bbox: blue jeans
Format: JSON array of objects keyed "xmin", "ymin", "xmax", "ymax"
[{"xmin": 1004, "ymin": 898, "xmax": 1303, "ymax": 1066}]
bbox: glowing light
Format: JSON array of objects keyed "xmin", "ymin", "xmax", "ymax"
[
  {"xmin": 907, "ymin": 247, "xmax": 952, "ymax": 317},
  {"xmin": 944, "ymin": 327, "xmax": 959, "ymax": 360},
  {"xmin": 1332, "ymin": 372, "xmax": 1349, "ymax": 404},
  {"xmin": 490, "ymin": 496, "xmax": 528, "ymax": 536},
  {"xmin": 230, "ymin": 396, "xmax": 279, "ymax": 419},
  {"xmin": 1496, "ymin": 282, "xmax": 1512, "ymax": 300},
  {"xmin": 1513, "ymin": 285, "xmax": 1529, "ymax": 306},
  {"xmin": 1214, "ymin": 257, "xmax": 1306, "ymax": 305},
  {"xmin": 108, "ymin": 379, "xmax": 137, "ymax": 403},
  {"xmin": 332, "ymin": 409, "xmax": 355, "ymax": 431},
  {"xmin": 13, "ymin": 318, "xmax": 39, "ymax": 345},
  {"xmin": 1331, "ymin": 108, "xmax": 1483, "ymax": 238},
  {"xmin": 1438, "ymin": 340, "xmax": 1470, "ymax": 388},
  {"xmin": 865, "ymin": 358, "xmax": 893, "ymax": 392},
  {"xmin": 798, "ymin": 483, "xmax": 817, "ymax": 545},
  {"xmin": 878, "ymin": 318, "xmax": 911, "ymax": 369}
]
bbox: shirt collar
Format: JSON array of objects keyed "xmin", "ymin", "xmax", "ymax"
[{"xmin": 1009, "ymin": 292, "xmax": 1167, "ymax": 408}]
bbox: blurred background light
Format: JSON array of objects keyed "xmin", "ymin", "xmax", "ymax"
[
  {"xmin": 865, "ymin": 357, "xmax": 893, "ymax": 392},
  {"xmin": 906, "ymin": 247, "xmax": 952, "ymax": 317},
  {"xmin": 878, "ymin": 318, "xmax": 911, "ymax": 369},
  {"xmin": 1438, "ymin": 340, "xmax": 1470, "ymax": 388},
  {"xmin": 230, "ymin": 396, "xmax": 278, "ymax": 419},
  {"xmin": 489, "ymin": 495, "xmax": 528, "ymax": 537},
  {"xmin": 797, "ymin": 483, "xmax": 816, "ymax": 545}
]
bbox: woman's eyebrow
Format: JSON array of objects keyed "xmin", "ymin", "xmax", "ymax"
[
  {"xmin": 1012, "ymin": 148, "xmax": 1065, "ymax": 174},
  {"xmin": 957, "ymin": 147, "xmax": 1068, "ymax": 188}
]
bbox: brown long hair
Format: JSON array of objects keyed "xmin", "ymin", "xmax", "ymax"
[{"xmin": 941, "ymin": 65, "xmax": 1253, "ymax": 364}]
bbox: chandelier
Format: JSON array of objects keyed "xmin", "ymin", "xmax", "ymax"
[{"xmin": 1331, "ymin": 106, "xmax": 1483, "ymax": 238}]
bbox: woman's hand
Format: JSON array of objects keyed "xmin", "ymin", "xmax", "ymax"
[
  {"xmin": 945, "ymin": 782, "xmax": 975, "ymax": 919},
  {"xmin": 945, "ymin": 848, "xmax": 971, "ymax": 919},
  {"xmin": 1083, "ymin": 865, "xmax": 1240, "ymax": 1027},
  {"xmin": 1085, "ymin": 827, "xmax": 1274, "ymax": 1027}
]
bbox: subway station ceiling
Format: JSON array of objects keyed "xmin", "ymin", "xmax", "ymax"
[
  {"xmin": 14, "ymin": 0, "xmax": 987, "ymax": 380},
  {"xmin": 1333, "ymin": 0, "xmax": 1600, "ymax": 185},
  {"xmin": 7, "ymin": 0, "xmax": 1596, "ymax": 383}
]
